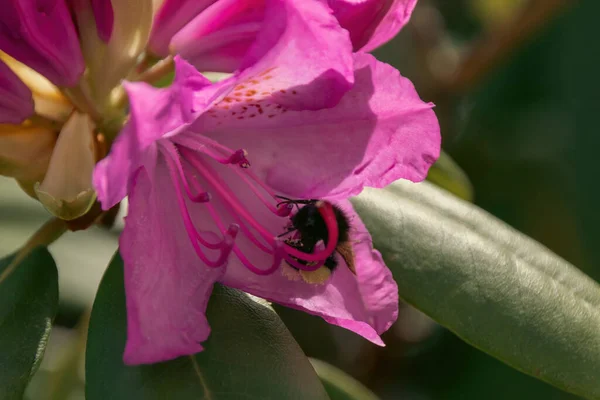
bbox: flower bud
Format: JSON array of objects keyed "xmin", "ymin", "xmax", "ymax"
[
  {"xmin": 35, "ymin": 112, "xmax": 97, "ymax": 220},
  {"xmin": 0, "ymin": 124, "xmax": 56, "ymax": 197},
  {"xmin": 0, "ymin": 0, "xmax": 85, "ymax": 87}
]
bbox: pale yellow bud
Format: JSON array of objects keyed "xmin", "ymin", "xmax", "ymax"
[
  {"xmin": 0, "ymin": 124, "xmax": 57, "ymax": 197},
  {"xmin": 34, "ymin": 112, "xmax": 97, "ymax": 220}
]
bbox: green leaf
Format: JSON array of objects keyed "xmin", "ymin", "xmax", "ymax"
[
  {"xmin": 426, "ymin": 150, "xmax": 474, "ymax": 202},
  {"xmin": 310, "ymin": 359, "xmax": 380, "ymax": 400},
  {"xmin": 86, "ymin": 252, "xmax": 329, "ymax": 400},
  {"xmin": 351, "ymin": 180, "xmax": 600, "ymax": 400},
  {"xmin": 0, "ymin": 247, "xmax": 59, "ymax": 400}
]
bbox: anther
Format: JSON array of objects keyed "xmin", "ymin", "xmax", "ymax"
[
  {"xmin": 189, "ymin": 191, "xmax": 212, "ymax": 203},
  {"xmin": 226, "ymin": 223, "xmax": 240, "ymax": 238},
  {"xmin": 225, "ymin": 149, "xmax": 251, "ymax": 168}
]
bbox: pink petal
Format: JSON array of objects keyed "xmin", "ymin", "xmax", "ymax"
[
  {"xmin": 0, "ymin": 0, "xmax": 84, "ymax": 87},
  {"xmin": 170, "ymin": 0, "xmax": 265, "ymax": 73},
  {"xmin": 149, "ymin": 0, "xmax": 217, "ymax": 56},
  {"xmin": 91, "ymin": 0, "xmax": 114, "ymax": 42},
  {"xmin": 121, "ymin": 164, "xmax": 225, "ymax": 365},
  {"xmin": 330, "ymin": 0, "xmax": 417, "ymax": 52},
  {"xmin": 172, "ymin": 0, "xmax": 355, "ymax": 110},
  {"xmin": 93, "ymin": 57, "xmax": 232, "ymax": 209},
  {"xmin": 219, "ymin": 198, "xmax": 399, "ymax": 345},
  {"xmin": 196, "ymin": 52, "xmax": 440, "ymax": 200},
  {"xmin": 128, "ymin": 140, "xmax": 397, "ymax": 349},
  {"xmin": 0, "ymin": 59, "xmax": 34, "ymax": 124}
]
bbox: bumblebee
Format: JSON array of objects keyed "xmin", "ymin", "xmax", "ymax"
[{"xmin": 277, "ymin": 197, "xmax": 356, "ymax": 283}]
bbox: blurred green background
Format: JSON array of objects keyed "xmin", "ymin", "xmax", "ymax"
[{"xmin": 1, "ymin": 0, "xmax": 596, "ymax": 398}]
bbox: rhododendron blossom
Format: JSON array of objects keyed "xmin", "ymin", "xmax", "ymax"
[
  {"xmin": 0, "ymin": 0, "xmax": 439, "ymax": 366},
  {"xmin": 151, "ymin": 0, "xmax": 417, "ymax": 71},
  {"xmin": 94, "ymin": 0, "xmax": 440, "ymax": 364}
]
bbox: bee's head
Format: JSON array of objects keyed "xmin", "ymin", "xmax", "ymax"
[{"xmin": 291, "ymin": 202, "xmax": 328, "ymax": 239}]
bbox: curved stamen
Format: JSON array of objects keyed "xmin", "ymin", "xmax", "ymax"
[
  {"xmin": 181, "ymin": 147, "xmax": 278, "ymax": 245},
  {"xmin": 163, "ymin": 143, "xmax": 212, "ymax": 203},
  {"xmin": 187, "ymin": 169, "xmax": 274, "ymax": 255},
  {"xmin": 182, "ymin": 147, "xmax": 340, "ymax": 266},
  {"xmin": 174, "ymin": 133, "xmax": 290, "ymax": 216},
  {"xmin": 162, "ymin": 142, "xmax": 228, "ymax": 251},
  {"xmin": 234, "ymin": 241, "xmax": 285, "ymax": 276},
  {"xmin": 175, "ymin": 141, "xmax": 341, "ymax": 273},
  {"xmin": 174, "ymin": 133, "xmax": 249, "ymax": 166},
  {"xmin": 181, "ymin": 151, "xmax": 286, "ymax": 275},
  {"xmin": 162, "ymin": 145, "xmax": 237, "ymax": 267},
  {"xmin": 229, "ymin": 164, "xmax": 291, "ymax": 216}
]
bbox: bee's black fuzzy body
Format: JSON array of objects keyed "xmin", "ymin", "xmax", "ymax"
[{"xmin": 277, "ymin": 198, "xmax": 352, "ymax": 272}]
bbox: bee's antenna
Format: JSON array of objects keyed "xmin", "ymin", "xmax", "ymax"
[
  {"xmin": 277, "ymin": 227, "xmax": 297, "ymax": 237},
  {"xmin": 275, "ymin": 195, "xmax": 293, "ymax": 201},
  {"xmin": 274, "ymin": 196, "xmax": 318, "ymax": 212}
]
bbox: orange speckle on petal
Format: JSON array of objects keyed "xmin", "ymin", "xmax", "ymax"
[
  {"xmin": 263, "ymin": 75, "xmax": 273, "ymax": 80},
  {"xmin": 245, "ymin": 90, "xmax": 257, "ymax": 96},
  {"xmin": 259, "ymin": 67, "xmax": 276, "ymax": 76},
  {"xmin": 279, "ymin": 89, "xmax": 286, "ymax": 94},
  {"xmin": 223, "ymin": 97, "xmax": 233, "ymax": 103},
  {"xmin": 235, "ymin": 85, "xmax": 246, "ymax": 90}
]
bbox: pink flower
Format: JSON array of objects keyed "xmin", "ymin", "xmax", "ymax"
[
  {"xmin": 0, "ymin": 0, "xmax": 158, "ymax": 219},
  {"xmin": 0, "ymin": 59, "xmax": 34, "ymax": 124},
  {"xmin": 150, "ymin": 0, "xmax": 418, "ymax": 72},
  {"xmin": 0, "ymin": 0, "xmax": 85, "ymax": 87},
  {"xmin": 328, "ymin": 0, "xmax": 418, "ymax": 52},
  {"xmin": 94, "ymin": 0, "xmax": 439, "ymax": 365}
]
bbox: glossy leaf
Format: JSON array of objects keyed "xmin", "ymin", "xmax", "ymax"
[
  {"xmin": 0, "ymin": 247, "xmax": 59, "ymax": 400},
  {"xmin": 310, "ymin": 358, "xmax": 380, "ymax": 400},
  {"xmin": 351, "ymin": 180, "xmax": 600, "ymax": 400},
  {"xmin": 86, "ymin": 252, "xmax": 329, "ymax": 400}
]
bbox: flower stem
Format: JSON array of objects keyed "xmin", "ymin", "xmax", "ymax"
[
  {"xmin": 136, "ymin": 55, "xmax": 175, "ymax": 84},
  {"xmin": 111, "ymin": 55, "xmax": 175, "ymax": 109},
  {"xmin": 0, "ymin": 218, "xmax": 67, "ymax": 284},
  {"xmin": 62, "ymin": 80, "xmax": 103, "ymax": 123}
]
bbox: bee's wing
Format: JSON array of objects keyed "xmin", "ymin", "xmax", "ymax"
[{"xmin": 336, "ymin": 242, "xmax": 356, "ymax": 275}]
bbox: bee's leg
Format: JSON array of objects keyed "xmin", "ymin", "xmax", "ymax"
[
  {"xmin": 324, "ymin": 254, "xmax": 338, "ymax": 271},
  {"xmin": 277, "ymin": 227, "xmax": 297, "ymax": 237}
]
